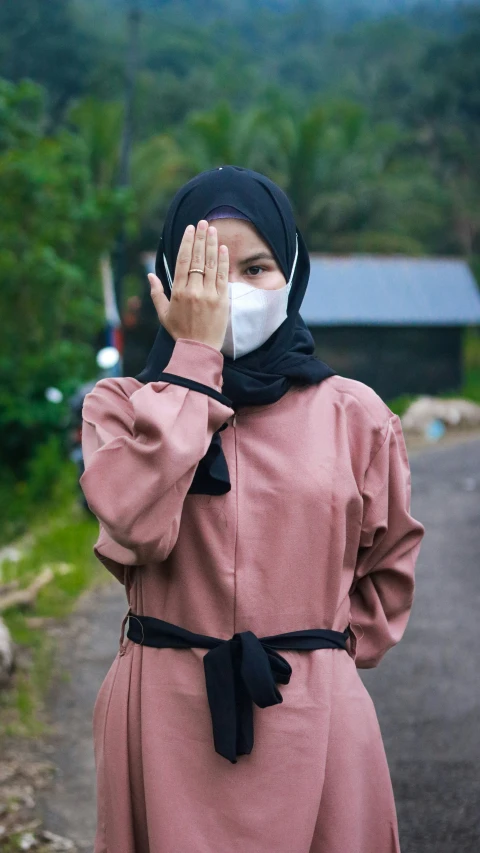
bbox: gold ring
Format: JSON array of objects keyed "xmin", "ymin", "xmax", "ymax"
[{"xmin": 188, "ymin": 267, "xmax": 205, "ymax": 275}]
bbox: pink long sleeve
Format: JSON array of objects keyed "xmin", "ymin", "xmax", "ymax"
[
  {"xmin": 348, "ymin": 412, "xmax": 425, "ymax": 668},
  {"xmin": 79, "ymin": 338, "xmax": 234, "ymax": 571}
]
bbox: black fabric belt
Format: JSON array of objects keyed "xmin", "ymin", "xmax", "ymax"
[
  {"xmin": 155, "ymin": 372, "xmax": 233, "ymax": 408},
  {"xmin": 126, "ymin": 611, "xmax": 350, "ymax": 764}
]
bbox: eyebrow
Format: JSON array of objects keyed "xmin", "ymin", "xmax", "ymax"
[{"xmin": 240, "ymin": 252, "xmax": 275, "ymax": 265}]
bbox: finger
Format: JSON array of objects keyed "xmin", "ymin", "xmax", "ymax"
[
  {"xmin": 204, "ymin": 225, "xmax": 218, "ymax": 293},
  {"xmin": 173, "ymin": 225, "xmax": 195, "ymax": 292},
  {"xmin": 148, "ymin": 273, "xmax": 169, "ymax": 324},
  {"xmin": 216, "ymin": 244, "xmax": 229, "ymax": 295},
  {"xmin": 186, "ymin": 220, "xmax": 208, "ymax": 290}
]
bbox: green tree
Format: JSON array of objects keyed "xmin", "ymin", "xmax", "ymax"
[
  {"xmin": 368, "ymin": 7, "xmax": 480, "ymax": 256},
  {"xmin": 0, "ymin": 0, "xmax": 98, "ymax": 126},
  {"xmin": 66, "ymin": 93, "xmax": 187, "ymax": 251},
  {"xmin": 268, "ymin": 100, "xmax": 430, "ymax": 251},
  {"xmin": 0, "ymin": 79, "xmax": 129, "ymax": 474}
]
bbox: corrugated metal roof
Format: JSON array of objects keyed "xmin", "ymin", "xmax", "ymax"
[
  {"xmin": 303, "ymin": 255, "xmax": 480, "ymax": 325},
  {"xmin": 141, "ymin": 252, "xmax": 480, "ymax": 326}
]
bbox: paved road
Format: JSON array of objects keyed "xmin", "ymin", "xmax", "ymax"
[
  {"xmin": 362, "ymin": 437, "xmax": 480, "ymax": 853},
  {"xmin": 37, "ymin": 581, "xmax": 125, "ymax": 851},
  {"xmin": 38, "ymin": 437, "xmax": 480, "ymax": 852}
]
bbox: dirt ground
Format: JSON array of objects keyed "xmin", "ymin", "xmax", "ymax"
[{"xmin": 0, "ymin": 581, "xmax": 121, "ymax": 852}]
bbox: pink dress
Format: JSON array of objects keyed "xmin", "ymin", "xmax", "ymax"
[{"xmin": 80, "ymin": 337, "xmax": 425, "ymax": 853}]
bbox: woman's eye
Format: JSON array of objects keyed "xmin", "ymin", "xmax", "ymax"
[{"xmin": 246, "ymin": 266, "xmax": 264, "ymax": 276}]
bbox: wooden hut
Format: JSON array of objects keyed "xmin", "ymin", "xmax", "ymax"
[{"xmin": 302, "ymin": 255, "xmax": 480, "ymax": 399}]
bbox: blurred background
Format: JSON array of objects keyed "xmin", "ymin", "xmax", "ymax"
[{"xmin": 0, "ymin": 1, "xmax": 480, "ymax": 847}]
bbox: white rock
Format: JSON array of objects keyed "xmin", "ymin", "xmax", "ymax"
[
  {"xmin": 0, "ymin": 545, "xmax": 22, "ymax": 565},
  {"xmin": 40, "ymin": 829, "xmax": 76, "ymax": 850},
  {"xmin": 0, "ymin": 617, "xmax": 15, "ymax": 687},
  {"xmin": 401, "ymin": 396, "xmax": 480, "ymax": 433}
]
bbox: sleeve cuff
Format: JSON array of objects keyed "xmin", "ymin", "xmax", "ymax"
[{"xmin": 163, "ymin": 338, "xmax": 225, "ymax": 393}]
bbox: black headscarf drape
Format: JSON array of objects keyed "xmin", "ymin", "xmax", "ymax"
[{"xmin": 135, "ymin": 165, "xmax": 337, "ymax": 494}]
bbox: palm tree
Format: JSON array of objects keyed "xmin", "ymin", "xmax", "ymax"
[
  {"xmin": 178, "ymin": 96, "xmax": 431, "ymax": 253},
  {"xmin": 67, "ymin": 95, "xmax": 186, "ymax": 230},
  {"xmin": 259, "ymin": 98, "xmax": 427, "ymax": 252}
]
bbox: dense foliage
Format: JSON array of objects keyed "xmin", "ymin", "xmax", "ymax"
[{"xmin": 0, "ymin": 79, "xmax": 132, "ymax": 477}]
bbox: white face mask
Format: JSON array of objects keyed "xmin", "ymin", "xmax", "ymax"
[
  {"xmin": 222, "ymin": 235, "xmax": 297, "ymax": 360},
  {"xmin": 163, "ymin": 234, "xmax": 298, "ymax": 361},
  {"xmin": 220, "ymin": 279, "xmax": 291, "ymax": 360}
]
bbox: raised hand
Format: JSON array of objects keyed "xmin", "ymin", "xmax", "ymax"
[{"xmin": 147, "ymin": 220, "xmax": 230, "ymax": 352}]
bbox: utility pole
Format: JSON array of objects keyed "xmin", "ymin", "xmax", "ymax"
[{"xmin": 112, "ymin": 0, "xmax": 141, "ymax": 374}]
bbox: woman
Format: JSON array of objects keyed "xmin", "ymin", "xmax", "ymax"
[{"xmin": 80, "ymin": 165, "xmax": 425, "ymax": 853}]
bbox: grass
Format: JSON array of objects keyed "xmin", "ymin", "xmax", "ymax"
[
  {"xmin": 0, "ymin": 486, "xmax": 107, "ymax": 739},
  {"xmin": 460, "ymin": 326, "xmax": 480, "ymax": 404}
]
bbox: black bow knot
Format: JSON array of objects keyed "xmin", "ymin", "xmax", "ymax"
[{"xmin": 203, "ymin": 630, "xmax": 293, "ymax": 763}]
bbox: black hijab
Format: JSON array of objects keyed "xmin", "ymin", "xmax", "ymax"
[{"xmin": 135, "ymin": 165, "xmax": 337, "ymax": 494}]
